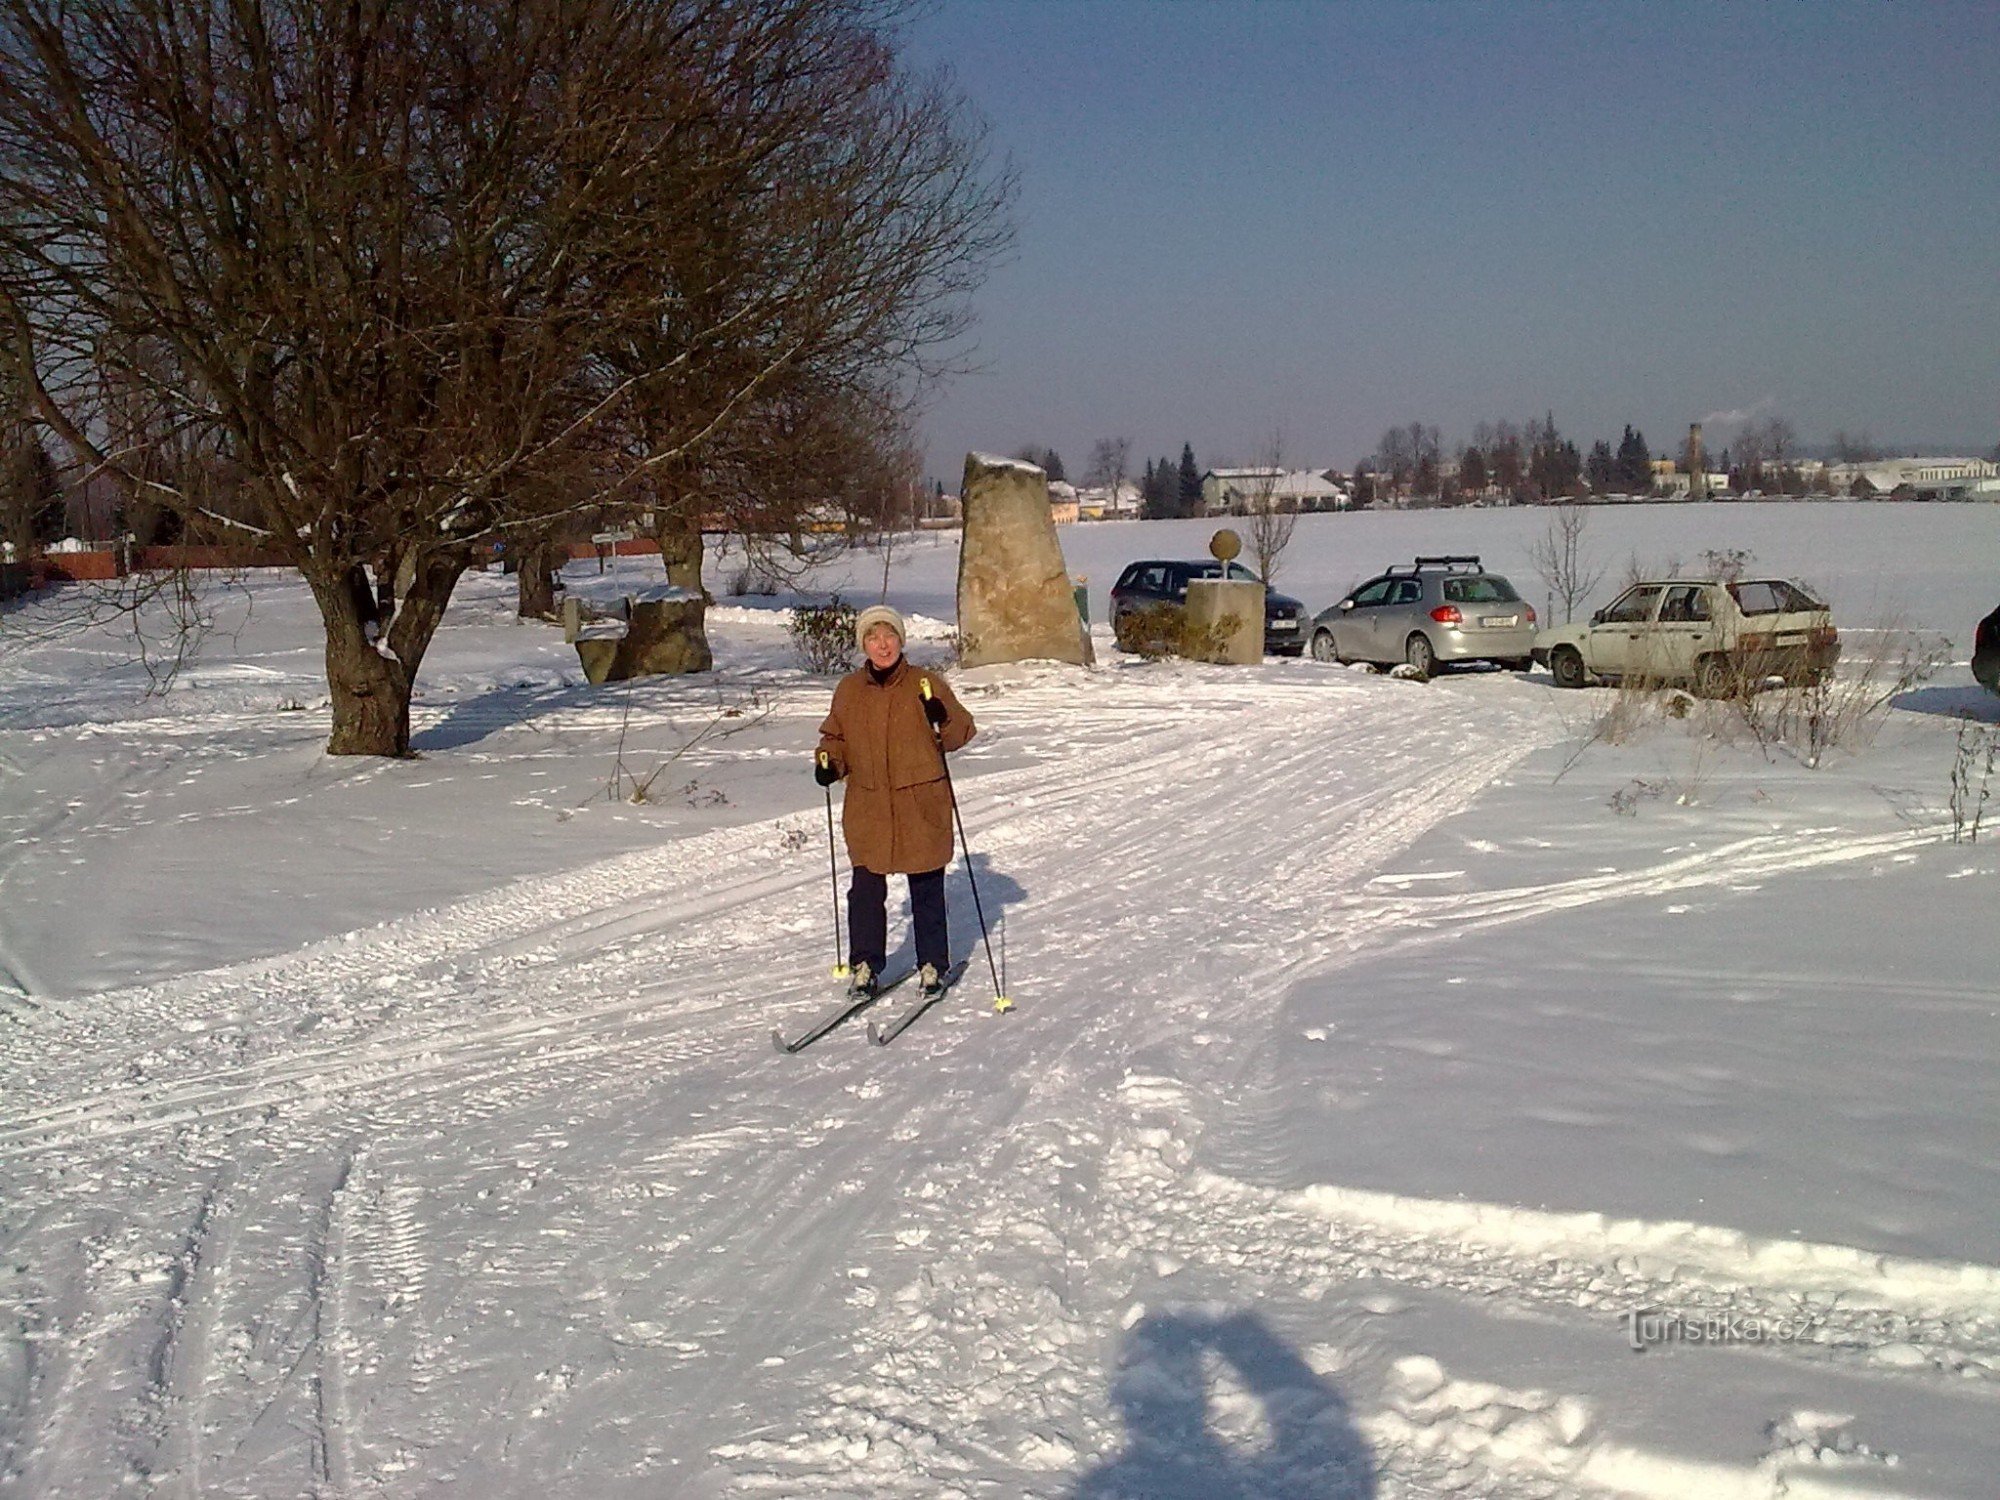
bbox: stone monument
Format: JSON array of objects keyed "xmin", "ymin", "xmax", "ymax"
[
  {"xmin": 1182, "ymin": 528, "xmax": 1263, "ymax": 665},
  {"xmin": 569, "ymin": 587, "xmax": 713, "ymax": 683},
  {"xmin": 956, "ymin": 452, "xmax": 1094, "ymax": 667}
]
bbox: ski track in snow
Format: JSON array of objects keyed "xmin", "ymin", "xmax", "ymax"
[{"xmin": 1, "ymin": 668, "xmax": 1991, "ymax": 1497}]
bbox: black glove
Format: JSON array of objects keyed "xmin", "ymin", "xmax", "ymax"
[
  {"xmin": 923, "ymin": 694, "xmax": 948, "ymax": 727},
  {"xmin": 814, "ymin": 754, "xmax": 841, "ymax": 786}
]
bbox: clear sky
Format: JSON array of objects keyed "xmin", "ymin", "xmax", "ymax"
[{"xmin": 901, "ymin": 0, "xmax": 2000, "ymax": 482}]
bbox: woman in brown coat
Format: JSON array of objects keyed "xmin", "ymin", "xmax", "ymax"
[{"xmin": 815, "ymin": 604, "xmax": 975, "ymax": 997}]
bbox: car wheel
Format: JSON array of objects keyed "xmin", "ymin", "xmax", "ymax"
[
  {"xmin": 1310, "ymin": 628, "xmax": 1340, "ymax": 663},
  {"xmin": 1404, "ymin": 633, "xmax": 1436, "ymax": 681},
  {"xmin": 1695, "ymin": 654, "xmax": 1736, "ymax": 699},
  {"xmin": 1550, "ymin": 646, "xmax": 1587, "ymax": 689}
]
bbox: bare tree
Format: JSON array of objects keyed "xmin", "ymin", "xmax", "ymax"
[
  {"xmin": 1086, "ymin": 437, "xmax": 1131, "ymax": 513},
  {"xmin": 1529, "ymin": 502, "xmax": 1605, "ymax": 624},
  {"xmin": 1243, "ymin": 434, "xmax": 1296, "ymax": 583},
  {"xmin": 1, "ymin": 0, "xmax": 1011, "ymax": 754},
  {"xmin": 1829, "ymin": 429, "xmax": 1881, "ymax": 464},
  {"xmin": 1375, "ymin": 426, "xmax": 1413, "ymax": 500}
]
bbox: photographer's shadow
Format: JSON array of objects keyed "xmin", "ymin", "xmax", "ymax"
[{"xmin": 1075, "ymin": 1309, "xmax": 1376, "ymax": 1500}]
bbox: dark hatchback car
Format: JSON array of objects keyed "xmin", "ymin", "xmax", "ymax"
[
  {"xmin": 1975, "ymin": 602, "xmax": 2000, "ymax": 694},
  {"xmin": 1109, "ymin": 559, "xmax": 1307, "ymax": 656}
]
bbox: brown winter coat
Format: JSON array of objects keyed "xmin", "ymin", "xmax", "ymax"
[{"xmin": 817, "ymin": 658, "xmax": 976, "ymax": 874}]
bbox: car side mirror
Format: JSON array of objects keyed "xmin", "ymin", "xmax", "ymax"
[
  {"xmin": 1339, "ymin": 598, "xmax": 1355, "ymax": 611},
  {"xmin": 1590, "ymin": 608, "xmax": 1607, "ymax": 625}
]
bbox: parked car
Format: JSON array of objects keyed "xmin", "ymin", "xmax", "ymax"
[
  {"xmin": 1109, "ymin": 559, "xmax": 1307, "ymax": 656},
  {"xmin": 1307, "ymin": 556, "xmax": 1536, "ymax": 678},
  {"xmin": 1533, "ymin": 577, "xmax": 1838, "ymax": 695},
  {"xmin": 1974, "ymin": 602, "xmax": 2000, "ymax": 693}
]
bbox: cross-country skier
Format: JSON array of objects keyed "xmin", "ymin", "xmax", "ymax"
[{"xmin": 814, "ymin": 604, "xmax": 975, "ymax": 1000}]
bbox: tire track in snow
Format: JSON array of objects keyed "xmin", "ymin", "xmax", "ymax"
[{"xmin": 306, "ymin": 1152, "xmax": 357, "ymax": 1500}]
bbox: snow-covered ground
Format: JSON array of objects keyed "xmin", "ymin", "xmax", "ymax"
[{"xmin": 1, "ymin": 502, "xmax": 1996, "ymax": 1498}]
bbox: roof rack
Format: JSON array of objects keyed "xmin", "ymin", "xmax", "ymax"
[{"xmin": 1387, "ymin": 554, "xmax": 1482, "ymax": 575}]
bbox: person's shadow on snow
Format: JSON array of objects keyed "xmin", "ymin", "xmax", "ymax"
[
  {"xmin": 1073, "ymin": 1309, "xmax": 1376, "ymax": 1500},
  {"xmin": 947, "ymin": 850, "xmax": 1023, "ymax": 932},
  {"xmin": 882, "ymin": 851, "xmax": 1024, "ymax": 974}
]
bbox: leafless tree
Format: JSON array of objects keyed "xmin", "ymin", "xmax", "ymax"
[
  {"xmin": 1243, "ymin": 434, "xmax": 1296, "ymax": 583},
  {"xmin": 1086, "ymin": 437, "xmax": 1131, "ymax": 512},
  {"xmin": 1376, "ymin": 421, "xmax": 1440, "ymax": 502},
  {"xmin": 1, "ymin": 0, "xmax": 1012, "ymax": 754},
  {"xmin": 1529, "ymin": 502, "xmax": 1605, "ymax": 624},
  {"xmin": 1829, "ymin": 430, "xmax": 1881, "ymax": 465},
  {"xmin": 0, "ymin": 347, "xmax": 61, "ymax": 555}
]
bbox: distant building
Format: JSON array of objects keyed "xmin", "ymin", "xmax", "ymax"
[
  {"xmin": 1825, "ymin": 456, "xmax": 1999, "ymax": 500},
  {"xmin": 1047, "ymin": 480, "xmax": 1080, "ymax": 525},
  {"xmin": 1651, "ymin": 460, "xmax": 1730, "ymax": 498},
  {"xmin": 1074, "ymin": 479, "xmax": 1141, "ymax": 520},
  {"xmin": 1199, "ymin": 467, "xmax": 1350, "ymax": 515}
]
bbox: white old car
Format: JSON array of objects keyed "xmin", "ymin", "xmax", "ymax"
[{"xmin": 1533, "ymin": 577, "xmax": 1839, "ymax": 695}]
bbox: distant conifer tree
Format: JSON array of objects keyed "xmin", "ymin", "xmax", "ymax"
[
  {"xmin": 1585, "ymin": 439, "xmax": 1615, "ymax": 492},
  {"xmin": 1177, "ymin": 443, "xmax": 1201, "ymax": 518},
  {"xmin": 1615, "ymin": 426, "xmax": 1651, "ymax": 492}
]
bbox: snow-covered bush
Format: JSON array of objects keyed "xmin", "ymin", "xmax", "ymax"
[
  {"xmin": 788, "ymin": 599, "xmax": 858, "ymax": 674},
  {"xmin": 1112, "ymin": 602, "xmax": 1243, "ymax": 662}
]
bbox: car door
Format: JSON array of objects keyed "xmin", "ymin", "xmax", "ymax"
[
  {"xmin": 1585, "ymin": 584, "xmax": 1665, "ymax": 677},
  {"xmin": 1379, "ymin": 577, "xmax": 1426, "ymax": 659},
  {"xmin": 1113, "ymin": 564, "xmax": 1170, "ymax": 634},
  {"xmin": 1637, "ymin": 583, "xmax": 1720, "ymax": 682},
  {"xmin": 1334, "ymin": 578, "xmax": 1394, "ymax": 660}
]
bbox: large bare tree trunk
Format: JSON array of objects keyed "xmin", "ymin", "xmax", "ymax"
[
  {"xmin": 325, "ymin": 629, "xmax": 413, "ymax": 756},
  {"xmin": 316, "ymin": 552, "xmax": 467, "ymax": 756},
  {"xmin": 318, "ymin": 568, "xmax": 412, "ymax": 755},
  {"xmin": 515, "ymin": 541, "xmax": 560, "ymax": 618}
]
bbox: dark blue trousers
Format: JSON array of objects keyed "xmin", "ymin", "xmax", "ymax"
[{"xmin": 848, "ymin": 866, "xmax": 948, "ymax": 975}]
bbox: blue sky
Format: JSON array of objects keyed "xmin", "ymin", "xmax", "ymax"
[{"xmin": 902, "ymin": 0, "xmax": 2000, "ymax": 481}]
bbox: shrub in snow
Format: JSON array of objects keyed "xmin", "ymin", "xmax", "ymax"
[
  {"xmin": 1113, "ymin": 602, "xmax": 1244, "ymax": 663},
  {"xmin": 789, "ymin": 599, "xmax": 858, "ymax": 674}
]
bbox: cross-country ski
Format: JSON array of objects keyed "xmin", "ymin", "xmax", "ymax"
[
  {"xmin": 866, "ymin": 960, "xmax": 971, "ymax": 1045},
  {"xmin": 771, "ymin": 966, "xmax": 915, "ymax": 1053}
]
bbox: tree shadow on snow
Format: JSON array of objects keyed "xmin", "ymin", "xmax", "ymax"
[
  {"xmin": 1890, "ymin": 683, "xmax": 2000, "ymax": 724},
  {"xmin": 1073, "ymin": 1309, "xmax": 1376, "ymax": 1500},
  {"xmin": 410, "ymin": 680, "xmax": 605, "ymax": 751}
]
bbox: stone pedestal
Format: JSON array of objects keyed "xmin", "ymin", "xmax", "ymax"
[
  {"xmin": 574, "ymin": 593, "xmax": 712, "ymax": 682},
  {"xmin": 956, "ymin": 452, "xmax": 1094, "ymax": 668},
  {"xmin": 1184, "ymin": 579, "xmax": 1264, "ymax": 665}
]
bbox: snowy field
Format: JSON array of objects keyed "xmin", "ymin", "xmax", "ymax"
[{"xmin": 1, "ymin": 501, "xmax": 1997, "ymax": 1498}]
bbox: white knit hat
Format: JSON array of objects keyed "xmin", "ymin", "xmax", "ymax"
[{"xmin": 854, "ymin": 603, "xmax": 906, "ymax": 649}]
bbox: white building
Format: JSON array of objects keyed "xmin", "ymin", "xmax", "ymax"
[
  {"xmin": 1199, "ymin": 467, "xmax": 1350, "ymax": 515},
  {"xmin": 1824, "ymin": 456, "xmax": 1999, "ymax": 499},
  {"xmin": 1074, "ymin": 479, "xmax": 1142, "ymax": 520}
]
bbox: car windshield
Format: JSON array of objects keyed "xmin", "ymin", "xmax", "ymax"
[
  {"xmin": 1443, "ymin": 576, "xmax": 1520, "ymax": 605},
  {"xmin": 1729, "ymin": 579, "xmax": 1823, "ymax": 615}
]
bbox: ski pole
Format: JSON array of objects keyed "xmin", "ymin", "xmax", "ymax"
[
  {"xmin": 819, "ymin": 751, "xmax": 848, "ymax": 979},
  {"xmin": 919, "ymin": 678, "xmax": 1010, "ymax": 1012}
]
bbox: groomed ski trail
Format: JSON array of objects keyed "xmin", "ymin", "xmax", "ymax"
[{"xmin": 5, "ymin": 668, "xmax": 1987, "ymax": 1497}]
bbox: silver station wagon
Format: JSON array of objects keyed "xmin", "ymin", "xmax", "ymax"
[
  {"xmin": 1308, "ymin": 556, "xmax": 1537, "ymax": 678},
  {"xmin": 1532, "ymin": 577, "xmax": 1839, "ymax": 695}
]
